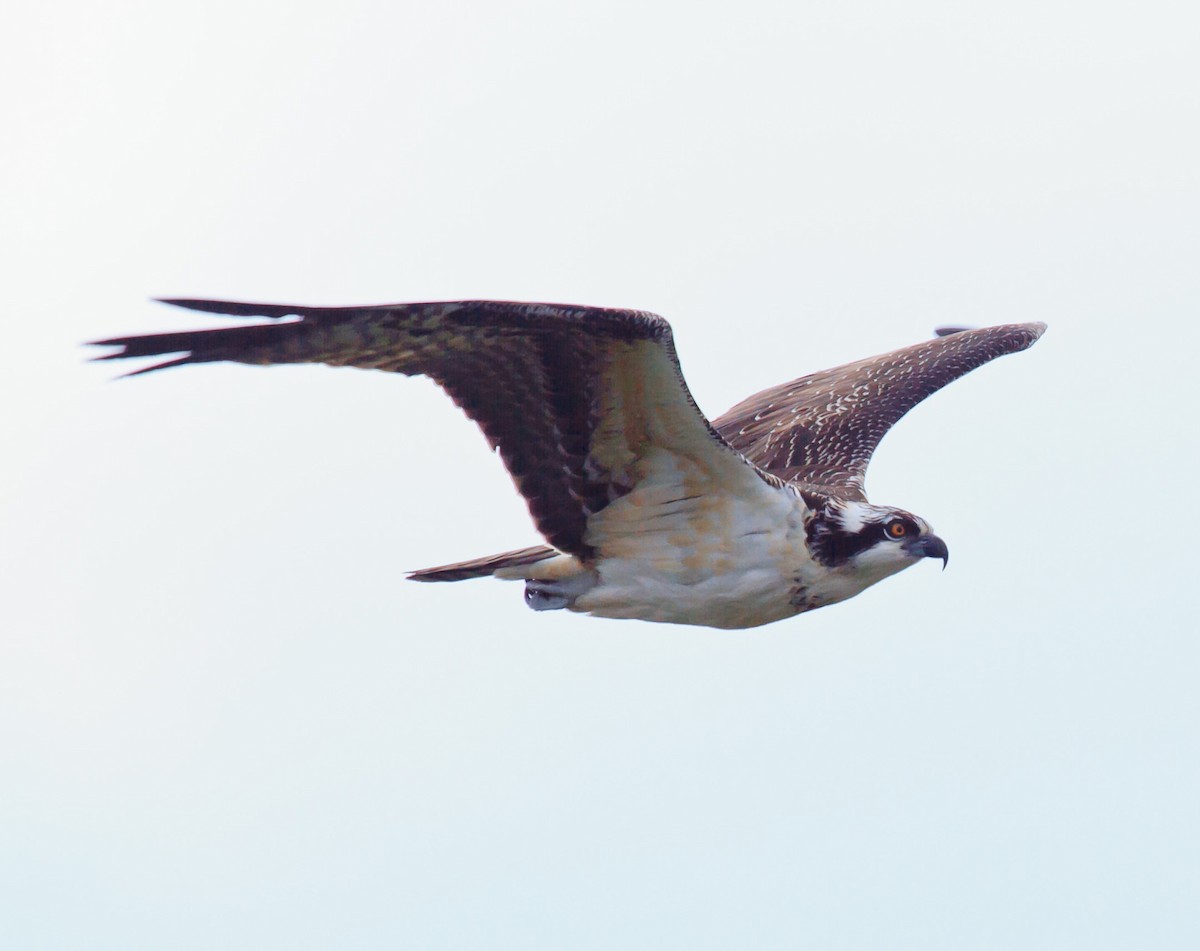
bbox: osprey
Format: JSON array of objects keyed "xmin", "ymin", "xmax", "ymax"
[{"xmin": 93, "ymin": 299, "xmax": 1045, "ymax": 629}]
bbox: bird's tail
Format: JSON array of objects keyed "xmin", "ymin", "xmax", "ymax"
[{"xmin": 407, "ymin": 545, "xmax": 558, "ymax": 583}]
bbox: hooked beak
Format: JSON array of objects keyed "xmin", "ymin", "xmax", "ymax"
[{"xmin": 906, "ymin": 534, "xmax": 949, "ymax": 570}]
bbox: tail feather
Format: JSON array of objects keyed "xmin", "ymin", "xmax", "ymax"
[{"xmin": 408, "ymin": 545, "xmax": 557, "ymax": 583}]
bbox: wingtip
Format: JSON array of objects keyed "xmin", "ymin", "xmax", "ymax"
[
  {"xmin": 153, "ymin": 297, "xmax": 242, "ymax": 314},
  {"xmin": 84, "ymin": 346, "xmax": 192, "ymax": 378},
  {"xmin": 1011, "ymin": 321, "xmax": 1048, "ymax": 348},
  {"xmin": 151, "ymin": 297, "xmax": 310, "ymax": 319},
  {"xmin": 118, "ymin": 357, "xmax": 194, "ymax": 377},
  {"xmin": 934, "ymin": 321, "xmax": 1047, "ymax": 344}
]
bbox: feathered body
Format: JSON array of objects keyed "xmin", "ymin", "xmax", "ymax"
[{"xmin": 93, "ymin": 299, "xmax": 1043, "ymax": 629}]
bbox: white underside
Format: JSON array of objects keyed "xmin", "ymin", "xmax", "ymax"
[
  {"xmin": 577, "ymin": 561, "xmax": 798, "ymax": 629},
  {"xmin": 506, "ymin": 469, "xmax": 919, "ymax": 629}
]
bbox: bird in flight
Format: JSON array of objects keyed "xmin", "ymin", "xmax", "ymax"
[{"xmin": 93, "ymin": 299, "xmax": 1045, "ymax": 629}]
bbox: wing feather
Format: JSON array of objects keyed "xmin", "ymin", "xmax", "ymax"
[
  {"xmin": 712, "ymin": 322, "xmax": 1046, "ymax": 500},
  {"xmin": 92, "ymin": 299, "xmax": 763, "ymax": 558}
]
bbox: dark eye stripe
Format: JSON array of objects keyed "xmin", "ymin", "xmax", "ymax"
[
  {"xmin": 810, "ymin": 518, "xmax": 890, "ymax": 566},
  {"xmin": 807, "ymin": 507, "xmax": 923, "ymax": 567}
]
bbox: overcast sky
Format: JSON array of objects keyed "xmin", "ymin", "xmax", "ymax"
[{"xmin": 3, "ymin": 1, "xmax": 1198, "ymax": 948}]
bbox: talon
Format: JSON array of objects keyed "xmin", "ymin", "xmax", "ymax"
[{"xmin": 524, "ymin": 581, "xmax": 570, "ymax": 611}]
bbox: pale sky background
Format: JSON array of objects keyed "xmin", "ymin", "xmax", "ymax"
[{"xmin": 2, "ymin": 1, "xmax": 1199, "ymax": 948}]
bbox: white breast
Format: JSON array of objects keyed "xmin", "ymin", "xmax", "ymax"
[{"xmin": 572, "ymin": 460, "xmax": 811, "ymax": 629}]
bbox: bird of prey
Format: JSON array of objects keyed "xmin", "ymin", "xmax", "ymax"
[{"xmin": 92, "ymin": 299, "xmax": 1045, "ymax": 629}]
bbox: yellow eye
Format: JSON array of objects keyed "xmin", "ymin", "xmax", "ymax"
[{"xmin": 887, "ymin": 521, "xmax": 908, "ymax": 538}]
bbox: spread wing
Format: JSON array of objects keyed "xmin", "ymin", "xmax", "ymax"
[
  {"xmin": 712, "ymin": 322, "xmax": 1046, "ymax": 501},
  {"xmin": 92, "ymin": 299, "xmax": 769, "ymax": 559}
]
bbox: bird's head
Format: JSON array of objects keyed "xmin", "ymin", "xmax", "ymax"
[{"xmin": 806, "ymin": 498, "xmax": 949, "ymax": 585}]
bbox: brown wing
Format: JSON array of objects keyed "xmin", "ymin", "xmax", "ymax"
[
  {"xmin": 92, "ymin": 299, "xmax": 762, "ymax": 559},
  {"xmin": 711, "ymin": 322, "xmax": 1046, "ymax": 500}
]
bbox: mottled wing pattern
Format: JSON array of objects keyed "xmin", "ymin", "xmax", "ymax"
[
  {"xmin": 92, "ymin": 299, "xmax": 758, "ymax": 559},
  {"xmin": 712, "ymin": 322, "xmax": 1046, "ymax": 500}
]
